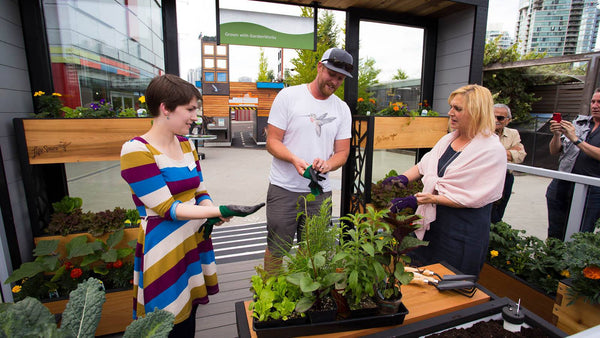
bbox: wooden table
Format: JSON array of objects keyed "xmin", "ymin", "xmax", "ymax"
[{"xmin": 236, "ymin": 263, "xmax": 491, "ymax": 338}]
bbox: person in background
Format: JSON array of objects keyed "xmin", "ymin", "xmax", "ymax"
[
  {"xmin": 491, "ymin": 103, "xmax": 527, "ymax": 223},
  {"xmin": 120, "ymin": 74, "xmax": 262, "ymax": 337},
  {"xmin": 263, "ymin": 48, "xmax": 353, "ymax": 275},
  {"xmin": 546, "ymin": 88, "xmax": 600, "ymax": 240},
  {"xmin": 383, "ymin": 84, "xmax": 506, "ymax": 276}
]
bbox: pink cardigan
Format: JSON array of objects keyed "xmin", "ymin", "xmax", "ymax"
[{"xmin": 414, "ymin": 131, "xmax": 507, "ymax": 239}]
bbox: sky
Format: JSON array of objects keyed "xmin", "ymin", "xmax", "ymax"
[{"xmin": 177, "ymin": 0, "xmax": 520, "ymax": 82}]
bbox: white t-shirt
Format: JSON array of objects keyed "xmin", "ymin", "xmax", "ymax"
[{"xmin": 268, "ymin": 84, "xmax": 352, "ymax": 192}]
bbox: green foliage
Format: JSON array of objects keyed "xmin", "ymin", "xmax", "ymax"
[
  {"xmin": 5, "ymin": 229, "xmax": 135, "ymax": 301},
  {"xmin": 376, "ymin": 102, "xmax": 410, "ymax": 117},
  {"xmin": 483, "ymin": 36, "xmax": 545, "ymax": 124},
  {"xmin": 371, "ymin": 170, "xmax": 424, "ymax": 213},
  {"xmin": 285, "ymin": 197, "xmax": 344, "ymax": 312},
  {"xmin": 392, "ymin": 69, "xmax": 408, "ymax": 80},
  {"xmin": 47, "ymin": 205, "xmax": 134, "ymax": 236},
  {"xmin": 487, "ymin": 222, "xmax": 568, "ymax": 295},
  {"xmin": 52, "ymin": 196, "xmax": 83, "ymax": 215},
  {"xmin": 119, "ymin": 108, "xmax": 138, "ymax": 117},
  {"xmin": 33, "ymin": 91, "xmax": 64, "ymax": 118},
  {"xmin": 355, "ymin": 97, "xmax": 377, "ymax": 116},
  {"xmin": 0, "ymin": 278, "xmax": 174, "ymax": 337},
  {"xmin": 564, "ymin": 230, "xmax": 600, "ymax": 304},
  {"xmin": 257, "ymin": 48, "xmax": 270, "ymax": 82},
  {"xmin": 248, "ymin": 270, "xmax": 304, "ymax": 322},
  {"xmin": 358, "ymin": 57, "xmax": 381, "ymax": 100}
]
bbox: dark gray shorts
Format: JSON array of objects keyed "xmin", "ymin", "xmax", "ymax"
[{"xmin": 266, "ymin": 183, "xmax": 332, "ymax": 257}]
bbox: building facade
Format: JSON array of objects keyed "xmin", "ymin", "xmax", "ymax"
[
  {"xmin": 516, "ymin": 0, "xmax": 600, "ymax": 56},
  {"xmin": 486, "ymin": 30, "xmax": 515, "ymax": 49}
]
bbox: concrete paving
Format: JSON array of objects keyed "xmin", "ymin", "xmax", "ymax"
[{"xmin": 66, "ymin": 146, "xmax": 551, "ymax": 240}]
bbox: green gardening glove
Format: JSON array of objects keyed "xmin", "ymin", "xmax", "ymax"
[
  {"xmin": 199, "ymin": 203, "xmax": 266, "ymax": 239},
  {"xmin": 303, "ymin": 165, "xmax": 325, "ymax": 196}
]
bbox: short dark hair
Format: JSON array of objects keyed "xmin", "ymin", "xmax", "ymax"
[
  {"xmin": 595, "ymin": 87, "xmax": 600, "ymax": 94},
  {"xmin": 145, "ymin": 74, "xmax": 201, "ymax": 117}
]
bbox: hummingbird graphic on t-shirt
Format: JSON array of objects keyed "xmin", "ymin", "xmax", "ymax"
[{"xmin": 306, "ymin": 113, "xmax": 336, "ymax": 136}]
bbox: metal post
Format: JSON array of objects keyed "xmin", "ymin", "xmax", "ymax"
[{"xmin": 565, "ymin": 183, "xmax": 588, "ymax": 241}]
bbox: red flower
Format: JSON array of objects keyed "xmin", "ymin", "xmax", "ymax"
[
  {"xmin": 113, "ymin": 260, "xmax": 123, "ymax": 268},
  {"xmin": 106, "ymin": 262, "xmax": 113, "ymax": 269},
  {"xmin": 64, "ymin": 262, "xmax": 73, "ymax": 270},
  {"xmin": 129, "ymin": 279, "xmax": 134, "ymax": 285},
  {"xmin": 70, "ymin": 268, "xmax": 83, "ymax": 279}
]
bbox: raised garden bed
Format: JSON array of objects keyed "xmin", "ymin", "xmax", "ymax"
[{"xmin": 363, "ymin": 297, "xmax": 566, "ymax": 338}]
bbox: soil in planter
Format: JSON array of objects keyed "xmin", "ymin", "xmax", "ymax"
[{"xmin": 427, "ymin": 319, "xmax": 550, "ymax": 338}]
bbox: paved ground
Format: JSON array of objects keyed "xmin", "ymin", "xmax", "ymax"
[{"xmin": 66, "ymin": 143, "xmax": 551, "ymax": 241}]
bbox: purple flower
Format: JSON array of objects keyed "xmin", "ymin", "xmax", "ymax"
[
  {"xmin": 99, "ymin": 99, "xmax": 106, "ymax": 105},
  {"xmin": 90, "ymin": 103, "xmax": 100, "ymax": 110}
]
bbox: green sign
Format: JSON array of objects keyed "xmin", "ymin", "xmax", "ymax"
[{"xmin": 219, "ymin": 9, "xmax": 314, "ymax": 50}]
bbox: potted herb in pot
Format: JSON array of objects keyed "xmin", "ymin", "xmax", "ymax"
[
  {"xmin": 285, "ymin": 197, "xmax": 344, "ymax": 323},
  {"xmin": 374, "ymin": 212, "xmax": 428, "ymax": 314},
  {"xmin": 248, "ymin": 269, "xmax": 306, "ymax": 329},
  {"xmin": 336, "ymin": 207, "xmax": 389, "ymax": 318}
]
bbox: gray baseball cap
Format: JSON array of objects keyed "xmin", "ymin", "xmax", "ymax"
[{"xmin": 320, "ymin": 48, "xmax": 354, "ymax": 78}]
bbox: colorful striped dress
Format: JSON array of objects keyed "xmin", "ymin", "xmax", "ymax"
[{"xmin": 120, "ymin": 135, "xmax": 218, "ymax": 324}]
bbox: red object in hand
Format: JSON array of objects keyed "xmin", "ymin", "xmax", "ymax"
[{"xmin": 552, "ymin": 112, "xmax": 562, "ymax": 123}]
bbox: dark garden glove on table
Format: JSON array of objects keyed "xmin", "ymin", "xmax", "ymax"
[
  {"xmin": 389, "ymin": 195, "xmax": 417, "ymax": 214},
  {"xmin": 303, "ymin": 165, "xmax": 326, "ymax": 196},
  {"xmin": 200, "ymin": 203, "xmax": 265, "ymax": 239},
  {"xmin": 382, "ymin": 174, "xmax": 409, "ymax": 187}
]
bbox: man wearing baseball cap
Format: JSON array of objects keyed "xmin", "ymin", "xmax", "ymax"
[{"xmin": 263, "ymin": 47, "xmax": 354, "ymax": 274}]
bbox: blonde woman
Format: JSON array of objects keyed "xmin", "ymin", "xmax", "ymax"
[{"xmin": 383, "ymin": 84, "xmax": 506, "ymax": 276}]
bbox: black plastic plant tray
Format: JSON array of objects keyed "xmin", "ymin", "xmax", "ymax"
[
  {"xmin": 362, "ymin": 297, "xmax": 566, "ymax": 338},
  {"xmin": 252, "ymin": 303, "xmax": 408, "ymax": 338}
]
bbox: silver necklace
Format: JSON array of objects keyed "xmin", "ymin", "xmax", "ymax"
[{"xmin": 437, "ymin": 139, "xmax": 471, "ymax": 177}]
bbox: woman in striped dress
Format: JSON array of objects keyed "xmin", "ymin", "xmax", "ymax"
[{"xmin": 120, "ymin": 74, "xmax": 228, "ymax": 337}]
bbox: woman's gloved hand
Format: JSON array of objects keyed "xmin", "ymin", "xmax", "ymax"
[
  {"xmin": 389, "ymin": 195, "xmax": 417, "ymax": 213},
  {"xmin": 382, "ymin": 174, "xmax": 409, "ymax": 187},
  {"xmin": 199, "ymin": 203, "xmax": 265, "ymax": 239},
  {"xmin": 303, "ymin": 165, "xmax": 325, "ymax": 196}
]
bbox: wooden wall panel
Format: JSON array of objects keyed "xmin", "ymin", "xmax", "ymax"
[{"xmin": 203, "ymin": 95, "xmax": 230, "ymax": 117}]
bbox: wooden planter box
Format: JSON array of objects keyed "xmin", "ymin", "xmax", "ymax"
[
  {"xmin": 14, "ymin": 117, "xmax": 153, "ymax": 164},
  {"xmin": 553, "ymin": 281, "xmax": 600, "ymax": 335},
  {"xmin": 354, "ymin": 116, "xmax": 449, "ymax": 149},
  {"xmin": 478, "ymin": 263, "xmax": 556, "ymax": 323},
  {"xmin": 43, "ymin": 288, "xmax": 132, "ymax": 336},
  {"xmin": 34, "ymin": 227, "xmax": 139, "ymax": 263}
]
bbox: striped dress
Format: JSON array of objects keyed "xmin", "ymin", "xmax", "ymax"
[{"xmin": 120, "ymin": 135, "xmax": 218, "ymax": 324}]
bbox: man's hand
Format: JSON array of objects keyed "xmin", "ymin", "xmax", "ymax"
[
  {"xmin": 559, "ymin": 120, "xmax": 578, "ymax": 142},
  {"xmin": 549, "ymin": 120, "xmax": 563, "ymax": 136},
  {"xmin": 303, "ymin": 165, "xmax": 325, "ymax": 195}
]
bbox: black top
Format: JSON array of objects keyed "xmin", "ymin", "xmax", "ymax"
[
  {"xmin": 438, "ymin": 144, "xmax": 459, "ymax": 177},
  {"xmin": 572, "ymin": 121, "xmax": 600, "ymax": 178}
]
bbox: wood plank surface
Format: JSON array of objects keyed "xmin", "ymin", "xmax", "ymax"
[
  {"xmin": 241, "ymin": 263, "xmax": 490, "ymax": 338},
  {"xmin": 22, "ymin": 118, "xmax": 152, "ymax": 164},
  {"xmin": 552, "ymin": 281, "xmax": 600, "ymax": 335},
  {"xmin": 203, "ymin": 95, "xmax": 230, "ymax": 117},
  {"xmin": 355, "ymin": 117, "xmax": 449, "ymax": 150}
]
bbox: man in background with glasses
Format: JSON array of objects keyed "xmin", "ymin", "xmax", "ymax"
[
  {"xmin": 263, "ymin": 48, "xmax": 353, "ymax": 274},
  {"xmin": 491, "ymin": 103, "xmax": 527, "ymax": 224}
]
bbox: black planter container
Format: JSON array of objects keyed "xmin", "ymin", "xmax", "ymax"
[
  {"xmin": 307, "ymin": 298, "xmax": 338, "ymax": 323},
  {"xmin": 253, "ymin": 314, "xmax": 308, "ymax": 329},
  {"xmin": 374, "ymin": 288, "xmax": 403, "ymax": 315},
  {"xmin": 362, "ymin": 297, "xmax": 566, "ymax": 338}
]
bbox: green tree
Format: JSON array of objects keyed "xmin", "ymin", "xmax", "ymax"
[
  {"xmin": 286, "ymin": 9, "xmax": 342, "ymax": 97},
  {"xmin": 483, "ymin": 36, "xmax": 545, "ymax": 123},
  {"xmin": 257, "ymin": 48, "xmax": 270, "ymax": 82},
  {"xmin": 358, "ymin": 57, "xmax": 381, "ymax": 99},
  {"xmin": 392, "ymin": 69, "xmax": 408, "ymax": 80}
]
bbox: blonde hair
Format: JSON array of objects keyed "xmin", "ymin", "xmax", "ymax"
[{"xmin": 448, "ymin": 84, "xmax": 495, "ymax": 139}]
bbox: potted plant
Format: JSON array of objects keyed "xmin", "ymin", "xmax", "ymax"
[
  {"xmin": 4, "ymin": 229, "xmax": 135, "ymax": 335},
  {"xmin": 370, "ymin": 170, "xmax": 423, "ymax": 212},
  {"xmin": 355, "ymin": 97, "xmax": 377, "ymax": 116},
  {"xmin": 0, "ymin": 277, "xmax": 174, "ymax": 337},
  {"xmin": 248, "ymin": 268, "xmax": 306, "ymax": 328},
  {"xmin": 553, "ymin": 228, "xmax": 600, "ymax": 334},
  {"xmin": 285, "ymin": 197, "xmax": 344, "ymax": 323}
]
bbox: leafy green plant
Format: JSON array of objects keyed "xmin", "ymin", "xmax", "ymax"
[
  {"xmin": 376, "ymin": 102, "xmax": 409, "ymax": 117},
  {"xmin": 33, "ymin": 91, "xmax": 64, "ymax": 118},
  {"xmin": 5, "ymin": 229, "xmax": 135, "ymax": 301},
  {"xmin": 285, "ymin": 196, "xmax": 344, "ymax": 313},
  {"xmin": 248, "ymin": 268, "xmax": 304, "ymax": 322},
  {"xmin": 488, "ymin": 221, "xmax": 568, "ymax": 295},
  {"xmin": 47, "ymin": 203, "xmax": 136, "ymax": 236},
  {"xmin": 356, "ymin": 97, "xmax": 377, "ymax": 116},
  {"xmin": 564, "ymin": 229, "xmax": 600, "ymax": 304},
  {"xmin": 52, "ymin": 196, "xmax": 83, "ymax": 215},
  {"xmin": 371, "ymin": 170, "xmax": 423, "ymax": 213},
  {"xmin": 0, "ymin": 277, "xmax": 174, "ymax": 337}
]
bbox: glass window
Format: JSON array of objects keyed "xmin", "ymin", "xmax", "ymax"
[
  {"xmin": 204, "ymin": 44, "xmax": 215, "ymax": 55},
  {"xmin": 216, "ymin": 59, "xmax": 227, "ymax": 69},
  {"xmin": 205, "ymin": 72, "xmax": 215, "ymax": 82},
  {"xmin": 217, "ymin": 72, "xmax": 227, "ymax": 82},
  {"xmin": 204, "ymin": 58, "xmax": 215, "ymax": 68},
  {"xmin": 216, "ymin": 45, "xmax": 227, "ymax": 55}
]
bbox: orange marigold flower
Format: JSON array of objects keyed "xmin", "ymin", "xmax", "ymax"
[
  {"xmin": 560, "ymin": 270, "xmax": 570, "ymax": 278},
  {"xmin": 52, "ymin": 92, "xmax": 62, "ymax": 97},
  {"xmin": 64, "ymin": 261, "xmax": 73, "ymax": 270},
  {"xmin": 393, "ymin": 105, "xmax": 399, "ymax": 111},
  {"xmin": 70, "ymin": 268, "xmax": 83, "ymax": 279},
  {"xmin": 490, "ymin": 250, "xmax": 499, "ymax": 258},
  {"xmin": 583, "ymin": 265, "xmax": 600, "ymax": 280},
  {"xmin": 139, "ymin": 95, "xmax": 146, "ymax": 103},
  {"xmin": 357, "ymin": 97, "xmax": 364, "ymax": 102},
  {"xmin": 34, "ymin": 91, "xmax": 45, "ymax": 97},
  {"xmin": 113, "ymin": 259, "xmax": 123, "ymax": 268},
  {"xmin": 369, "ymin": 98, "xmax": 376, "ymax": 104}
]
